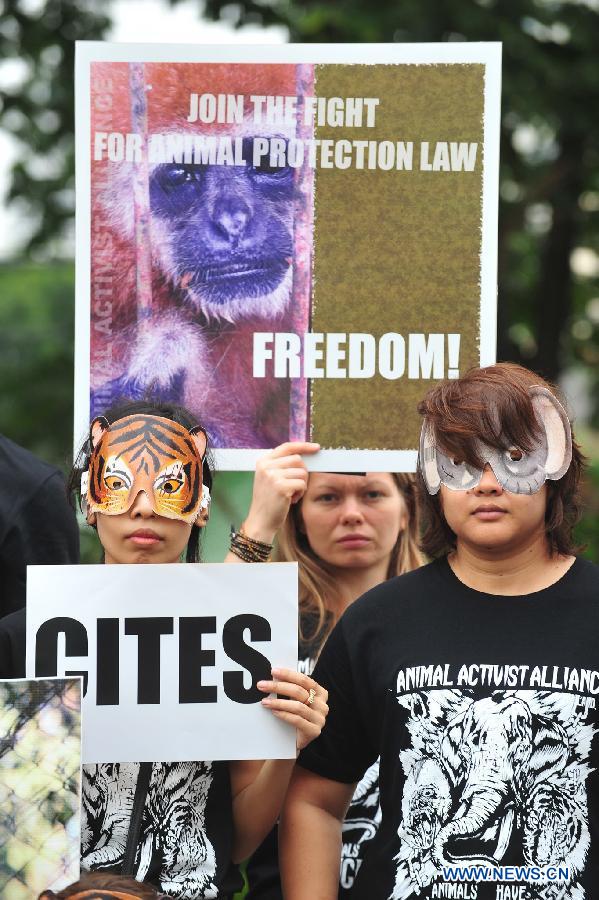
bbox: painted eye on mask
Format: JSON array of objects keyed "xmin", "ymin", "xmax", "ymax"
[
  {"xmin": 157, "ymin": 477, "xmax": 184, "ymax": 495},
  {"xmin": 104, "ymin": 471, "xmax": 132, "ymax": 492},
  {"xmin": 499, "ymin": 444, "xmax": 545, "ymax": 476},
  {"xmin": 484, "ymin": 442, "xmax": 549, "ymax": 494},
  {"xmin": 436, "ymin": 449, "xmax": 481, "ymax": 490},
  {"xmin": 154, "ymin": 465, "xmax": 186, "ymax": 496},
  {"xmin": 506, "ymin": 446, "xmax": 528, "ymax": 468}
]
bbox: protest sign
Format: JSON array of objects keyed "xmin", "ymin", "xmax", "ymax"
[
  {"xmin": 0, "ymin": 678, "xmax": 81, "ymax": 894},
  {"xmin": 26, "ymin": 563, "xmax": 298, "ymax": 763},
  {"xmin": 75, "ymin": 42, "xmax": 501, "ymax": 470}
]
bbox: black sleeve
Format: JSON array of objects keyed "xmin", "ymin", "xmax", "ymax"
[
  {"xmin": 18, "ymin": 472, "xmax": 80, "ymax": 567},
  {"xmin": 0, "ymin": 623, "xmax": 12, "ymax": 679},
  {"xmin": 0, "ymin": 472, "xmax": 79, "ymax": 617},
  {"xmin": 298, "ymin": 617, "xmax": 376, "ymax": 785}
]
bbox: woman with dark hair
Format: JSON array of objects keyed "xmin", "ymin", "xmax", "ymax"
[
  {"xmin": 415, "ymin": 363, "xmax": 584, "ymax": 560},
  {"xmin": 280, "ymin": 363, "xmax": 599, "ymax": 900},
  {"xmin": 246, "ymin": 466, "xmax": 423, "ymax": 899},
  {"xmin": 67, "ymin": 399, "xmax": 214, "ymax": 564},
  {"xmin": 8, "ymin": 398, "xmax": 328, "ymax": 900}
]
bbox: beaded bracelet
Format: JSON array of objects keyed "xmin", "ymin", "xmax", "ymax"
[{"xmin": 229, "ymin": 525, "xmax": 273, "ymax": 562}]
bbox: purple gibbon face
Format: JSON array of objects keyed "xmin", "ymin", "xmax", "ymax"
[{"xmin": 149, "ymin": 137, "xmax": 297, "ymax": 322}]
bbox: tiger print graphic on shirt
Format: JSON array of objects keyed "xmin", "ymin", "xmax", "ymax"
[
  {"xmin": 82, "ymin": 762, "xmax": 218, "ymax": 898},
  {"xmin": 521, "ymin": 778, "xmax": 589, "ymax": 884},
  {"xmin": 82, "ymin": 763, "xmax": 137, "ymax": 870}
]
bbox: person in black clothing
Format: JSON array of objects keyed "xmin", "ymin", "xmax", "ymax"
[
  {"xmin": 281, "ymin": 363, "xmax": 599, "ymax": 900},
  {"xmin": 0, "ymin": 604, "xmax": 26, "ymax": 678},
  {"xmin": 0, "ymin": 433, "xmax": 79, "ymax": 617},
  {"xmin": 14, "ymin": 399, "xmax": 327, "ymax": 900}
]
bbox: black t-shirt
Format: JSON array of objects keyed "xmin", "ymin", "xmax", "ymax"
[
  {"xmin": 247, "ymin": 627, "xmax": 381, "ymax": 899},
  {"xmin": 0, "ymin": 435, "xmax": 79, "ymax": 617},
  {"xmin": 299, "ymin": 556, "xmax": 599, "ymax": 900}
]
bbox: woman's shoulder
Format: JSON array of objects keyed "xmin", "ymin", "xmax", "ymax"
[
  {"xmin": 573, "ymin": 554, "xmax": 599, "ymax": 572},
  {"xmin": 568, "ymin": 555, "xmax": 599, "ymax": 590}
]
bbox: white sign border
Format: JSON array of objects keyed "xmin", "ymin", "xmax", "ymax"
[{"xmin": 26, "ymin": 563, "xmax": 298, "ymax": 764}]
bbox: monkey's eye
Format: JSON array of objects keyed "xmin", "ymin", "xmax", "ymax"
[
  {"xmin": 244, "ymin": 138, "xmax": 293, "ymax": 180},
  {"xmin": 249, "ymin": 160, "xmax": 293, "ymax": 180},
  {"xmin": 157, "ymin": 165, "xmax": 203, "ymax": 192}
]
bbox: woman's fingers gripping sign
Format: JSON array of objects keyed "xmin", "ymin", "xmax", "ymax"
[{"xmin": 257, "ymin": 667, "xmax": 329, "ymax": 751}]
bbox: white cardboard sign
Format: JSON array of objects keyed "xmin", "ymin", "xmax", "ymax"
[{"xmin": 26, "ymin": 563, "xmax": 298, "ymax": 763}]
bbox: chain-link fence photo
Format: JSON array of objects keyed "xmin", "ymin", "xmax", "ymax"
[{"xmin": 0, "ymin": 678, "xmax": 81, "ymax": 899}]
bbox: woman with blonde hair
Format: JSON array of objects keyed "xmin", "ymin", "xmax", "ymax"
[
  {"xmin": 277, "ymin": 471, "xmax": 423, "ymax": 658},
  {"xmin": 244, "ymin": 456, "xmax": 424, "ymax": 900}
]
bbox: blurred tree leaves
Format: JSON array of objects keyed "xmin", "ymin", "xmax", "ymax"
[
  {"xmin": 575, "ymin": 455, "xmax": 599, "ymax": 560},
  {"xmin": 1, "ymin": 0, "xmax": 112, "ymax": 253},
  {"xmin": 0, "ymin": 261, "xmax": 74, "ymax": 468}
]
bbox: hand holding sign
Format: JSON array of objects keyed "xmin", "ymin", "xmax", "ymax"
[
  {"xmin": 242, "ymin": 441, "xmax": 320, "ymax": 544},
  {"xmin": 258, "ymin": 667, "xmax": 329, "ymax": 751}
]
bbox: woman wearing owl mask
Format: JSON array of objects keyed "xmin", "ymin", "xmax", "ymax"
[{"xmin": 280, "ymin": 363, "xmax": 599, "ymax": 900}]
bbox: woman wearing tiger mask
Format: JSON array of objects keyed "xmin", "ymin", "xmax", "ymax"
[{"xmin": 67, "ymin": 399, "xmax": 328, "ymax": 900}]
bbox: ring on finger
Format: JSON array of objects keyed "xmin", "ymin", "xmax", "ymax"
[{"xmin": 306, "ymin": 688, "xmax": 316, "ymax": 706}]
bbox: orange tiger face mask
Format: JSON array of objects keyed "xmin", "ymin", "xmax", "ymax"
[{"xmin": 82, "ymin": 415, "xmax": 206, "ymax": 524}]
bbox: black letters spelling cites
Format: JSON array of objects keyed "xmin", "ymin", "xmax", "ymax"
[{"xmin": 34, "ymin": 615, "xmax": 272, "ymax": 705}]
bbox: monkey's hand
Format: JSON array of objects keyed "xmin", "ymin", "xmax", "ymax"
[
  {"xmin": 242, "ymin": 441, "xmax": 320, "ymax": 544},
  {"xmin": 126, "ymin": 310, "xmax": 211, "ymax": 390}
]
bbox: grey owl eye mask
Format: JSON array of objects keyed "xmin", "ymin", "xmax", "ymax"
[{"xmin": 419, "ymin": 386, "xmax": 572, "ymax": 496}]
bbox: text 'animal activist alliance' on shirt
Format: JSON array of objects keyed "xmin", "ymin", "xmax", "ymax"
[{"xmin": 299, "ymin": 556, "xmax": 599, "ymax": 900}]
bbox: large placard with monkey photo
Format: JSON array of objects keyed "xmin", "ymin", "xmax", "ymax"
[{"xmin": 75, "ymin": 42, "xmax": 501, "ymax": 470}]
